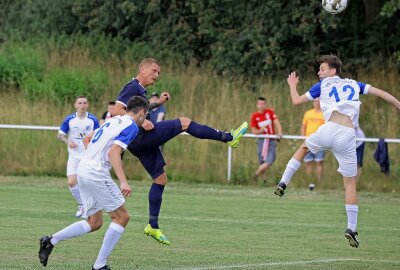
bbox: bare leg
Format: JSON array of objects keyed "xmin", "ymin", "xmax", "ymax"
[{"xmin": 316, "ymin": 161, "xmax": 324, "ymax": 182}]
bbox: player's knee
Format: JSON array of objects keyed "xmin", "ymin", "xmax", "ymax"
[
  {"xmin": 179, "ymin": 117, "xmax": 191, "ymax": 131},
  {"xmin": 88, "ymin": 219, "xmax": 103, "ymax": 232}
]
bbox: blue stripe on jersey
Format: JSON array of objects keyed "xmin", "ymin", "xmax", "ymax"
[
  {"xmin": 357, "ymin": 81, "xmax": 368, "ymax": 94},
  {"xmin": 117, "ymin": 79, "xmax": 148, "ymax": 107},
  {"xmin": 88, "ymin": 113, "xmax": 100, "ymax": 129},
  {"xmin": 59, "ymin": 113, "xmax": 76, "ymax": 134},
  {"xmin": 114, "ymin": 122, "xmax": 139, "ymax": 148},
  {"xmin": 307, "ymin": 81, "xmax": 322, "ymax": 99}
]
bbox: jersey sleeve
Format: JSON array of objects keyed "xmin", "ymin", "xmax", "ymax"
[
  {"xmin": 305, "ymin": 82, "xmax": 321, "ymax": 100},
  {"xmin": 250, "ymin": 113, "xmax": 258, "ymax": 128},
  {"xmin": 92, "ymin": 117, "xmax": 100, "ymax": 130},
  {"xmin": 357, "ymin": 81, "xmax": 371, "ymax": 95},
  {"xmin": 270, "ymin": 109, "xmax": 278, "ymax": 120},
  {"xmin": 116, "ymin": 82, "xmax": 139, "ymax": 107},
  {"xmin": 114, "ymin": 123, "xmax": 139, "ymax": 150},
  {"xmin": 59, "ymin": 117, "xmax": 70, "ymax": 135}
]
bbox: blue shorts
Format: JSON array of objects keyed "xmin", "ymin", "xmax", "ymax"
[
  {"xmin": 127, "ymin": 119, "xmax": 182, "ymax": 179},
  {"xmin": 304, "ymin": 150, "xmax": 325, "ymax": 162},
  {"xmin": 356, "ymin": 142, "xmax": 365, "ymax": 167}
]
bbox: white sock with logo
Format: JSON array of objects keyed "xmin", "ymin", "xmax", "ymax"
[{"xmin": 93, "ymin": 222, "xmax": 125, "ymax": 270}]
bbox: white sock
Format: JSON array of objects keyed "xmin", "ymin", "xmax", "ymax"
[
  {"xmin": 280, "ymin": 158, "xmax": 301, "ymax": 185},
  {"xmin": 69, "ymin": 185, "xmax": 83, "ymax": 205},
  {"xmin": 93, "ymin": 222, "xmax": 125, "ymax": 270},
  {"xmin": 345, "ymin": 204, "xmax": 358, "ymax": 231},
  {"xmin": 51, "ymin": 220, "xmax": 91, "ymax": 246}
]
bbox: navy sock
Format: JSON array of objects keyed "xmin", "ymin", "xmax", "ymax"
[
  {"xmin": 148, "ymin": 183, "xmax": 165, "ymax": 229},
  {"xmin": 186, "ymin": 121, "xmax": 233, "ymax": 142}
]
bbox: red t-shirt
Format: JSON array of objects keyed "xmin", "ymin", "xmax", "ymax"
[{"xmin": 250, "ymin": 109, "xmax": 278, "ymax": 135}]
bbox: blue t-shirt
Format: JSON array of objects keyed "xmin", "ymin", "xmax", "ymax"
[
  {"xmin": 116, "ymin": 78, "xmax": 147, "ymax": 107},
  {"xmin": 149, "ymin": 105, "xmax": 166, "ymax": 124}
]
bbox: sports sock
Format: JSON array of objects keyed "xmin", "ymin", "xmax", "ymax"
[
  {"xmin": 148, "ymin": 183, "xmax": 165, "ymax": 229},
  {"xmin": 345, "ymin": 204, "xmax": 358, "ymax": 231},
  {"xmin": 93, "ymin": 222, "xmax": 125, "ymax": 270},
  {"xmin": 280, "ymin": 158, "xmax": 301, "ymax": 185},
  {"xmin": 186, "ymin": 121, "xmax": 233, "ymax": 142},
  {"xmin": 69, "ymin": 185, "xmax": 83, "ymax": 205},
  {"xmin": 50, "ymin": 220, "xmax": 91, "ymax": 246}
]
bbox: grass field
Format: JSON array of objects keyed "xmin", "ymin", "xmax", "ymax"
[{"xmin": 0, "ymin": 176, "xmax": 399, "ymax": 270}]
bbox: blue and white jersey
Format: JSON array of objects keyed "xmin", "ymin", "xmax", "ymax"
[
  {"xmin": 116, "ymin": 78, "xmax": 148, "ymax": 108},
  {"xmin": 77, "ymin": 115, "xmax": 139, "ymax": 178},
  {"xmin": 59, "ymin": 112, "xmax": 99, "ymax": 157},
  {"xmin": 306, "ymin": 76, "xmax": 370, "ymax": 128}
]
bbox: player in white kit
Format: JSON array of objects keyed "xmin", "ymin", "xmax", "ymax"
[
  {"xmin": 39, "ymin": 96, "xmax": 149, "ymax": 270},
  {"xmin": 57, "ymin": 96, "xmax": 99, "ymax": 217},
  {"xmin": 274, "ymin": 55, "xmax": 400, "ymax": 248}
]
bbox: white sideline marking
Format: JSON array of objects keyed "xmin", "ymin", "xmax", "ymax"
[
  {"xmin": 0, "ymin": 206, "xmax": 400, "ymax": 231},
  {"xmin": 174, "ymin": 258, "xmax": 400, "ymax": 270}
]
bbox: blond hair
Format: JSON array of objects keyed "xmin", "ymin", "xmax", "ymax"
[{"xmin": 139, "ymin": 58, "xmax": 160, "ymax": 71}]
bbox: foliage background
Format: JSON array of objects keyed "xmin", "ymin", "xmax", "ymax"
[{"xmin": 0, "ymin": 0, "xmax": 399, "ymax": 191}]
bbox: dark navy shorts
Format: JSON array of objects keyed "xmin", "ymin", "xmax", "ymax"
[
  {"xmin": 356, "ymin": 142, "xmax": 365, "ymax": 167},
  {"xmin": 127, "ymin": 119, "xmax": 182, "ymax": 179}
]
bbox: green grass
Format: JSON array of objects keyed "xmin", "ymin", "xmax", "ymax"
[{"xmin": 0, "ymin": 176, "xmax": 399, "ymax": 270}]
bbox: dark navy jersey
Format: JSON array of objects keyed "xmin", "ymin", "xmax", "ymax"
[{"xmin": 116, "ymin": 78, "xmax": 148, "ymax": 107}]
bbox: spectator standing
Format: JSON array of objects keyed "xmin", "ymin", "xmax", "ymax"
[{"xmin": 250, "ymin": 97, "xmax": 282, "ymax": 182}]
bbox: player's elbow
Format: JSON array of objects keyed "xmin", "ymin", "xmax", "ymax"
[{"xmin": 292, "ymin": 99, "xmax": 302, "ymax": 106}]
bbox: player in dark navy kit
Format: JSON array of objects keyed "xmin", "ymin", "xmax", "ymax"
[{"xmin": 111, "ymin": 58, "xmax": 248, "ymax": 245}]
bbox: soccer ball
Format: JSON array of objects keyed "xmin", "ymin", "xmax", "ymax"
[{"xmin": 322, "ymin": 0, "xmax": 348, "ymax": 14}]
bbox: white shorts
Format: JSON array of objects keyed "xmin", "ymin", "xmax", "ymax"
[
  {"xmin": 77, "ymin": 175, "xmax": 125, "ymax": 218},
  {"xmin": 306, "ymin": 122, "xmax": 357, "ymax": 177},
  {"xmin": 66, "ymin": 156, "xmax": 81, "ymax": 176}
]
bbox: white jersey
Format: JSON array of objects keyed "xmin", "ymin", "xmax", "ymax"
[
  {"xmin": 306, "ymin": 76, "xmax": 370, "ymax": 128},
  {"xmin": 77, "ymin": 115, "xmax": 138, "ymax": 178},
  {"xmin": 58, "ymin": 112, "xmax": 99, "ymax": 158},
  {"xmin": 355, "ymin": 126, "xmax": 366, "ymax": 148}
]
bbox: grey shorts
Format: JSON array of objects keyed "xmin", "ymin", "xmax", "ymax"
[
  {"xmin": 257, "ymin": 139, "xmax": 277, "ymax": 165},
  {"xmin": 304, "ymin": 150, "xmax": 326, "ymax": 162}
]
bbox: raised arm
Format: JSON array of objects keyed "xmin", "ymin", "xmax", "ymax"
[
  {"xmin": 287, "ymin": 72, "xmax": 309, "ymax": 106},
  {"xmin": 368, "ymin": 87, "xmax": 400, "ymax": 110}
]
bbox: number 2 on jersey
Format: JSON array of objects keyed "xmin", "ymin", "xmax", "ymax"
[
  {"xmin": 329, "ymin": 85, "xmax": 356, "ymax": 102},
  {"xmin": 92, "ymin": 122, "xmax": 110, "ymax": 143}
]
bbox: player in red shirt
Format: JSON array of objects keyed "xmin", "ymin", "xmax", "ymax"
[{"xmin": 250, "ymin": 97, "xmax": 283, "ymax": 182}]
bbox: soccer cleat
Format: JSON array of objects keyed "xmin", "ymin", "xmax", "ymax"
[
  {"xmin": 227, "ymin": 122, "xmax": 248, "ymax": 148},
  {"xmin": 274, "ymin": 182, "xmax": 287, "ymax": 197},
  {"xmin": 75, "ymin": 205, "xmax": 84, "ymax": 218},
  {"xmin": 92, "ymin": 265, "xmax": 111, "ymax": 270},
  {"xmin": 38, "ymin": 236, "xmax": 54, "ymax": 266},
  {"xmin": 344, "ymin": 228, "xmax": 359, "ymax": 248},
  {"xmin": 144, "ymin": 224, "xmax": 170, "ymax": 245}
]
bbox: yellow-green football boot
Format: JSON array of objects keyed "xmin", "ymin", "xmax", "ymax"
[
  {"xmin": 144, "ymin": 224, "xmax": 170, "ymax": 245},
  {"xmin": 227, "ymin": 122, "xmax": 248, "ymax": 148}
]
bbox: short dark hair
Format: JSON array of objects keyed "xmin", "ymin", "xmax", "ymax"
[
  {"xmin": 320, "ymin": 54, "xmax": 342, "ymax": 75},
  {"xmin": 108, "ymin": 101, "xmax": 116, "ymax": 105},
  {"xmin": 150, "ymin": 92, "xmax": 159, "ymax": 98},
  {"xmin": 75, "ymin": 95, "xmax": 87, "ymax": 101},
  {"xmin": 258, "ymin": 97, "xmax": 266, "ymax": 101},
  {"xmin": 126, "ymin": 96, "xmax": 149, "ymax": 114}
]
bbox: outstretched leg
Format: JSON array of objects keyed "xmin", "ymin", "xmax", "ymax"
[
  {"xmin": 38, "ymin": 211, "xmax": 102, "ymax": 266},
  {"xmin": 343, "ymin": 176, "xmax": 359, "ymax": 248}
]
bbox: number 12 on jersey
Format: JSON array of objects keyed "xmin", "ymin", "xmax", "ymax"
[{"xmin": 329, "ymin": 85, "xmax": 357, "ymax": 102}]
